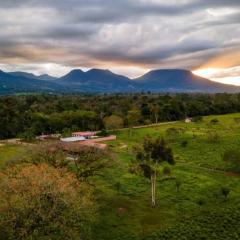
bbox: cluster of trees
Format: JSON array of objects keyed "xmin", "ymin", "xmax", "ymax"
[
  {"xmin": 0, "ymin": 136, "xmax": 175, "ymax": 238},
  {"xmin": 0, "ymin": 143, "xmax": 112, "ymax": 239},
  {"xmin": 1, "ymin": 93, "xmax": 240, "ymax": 139}
]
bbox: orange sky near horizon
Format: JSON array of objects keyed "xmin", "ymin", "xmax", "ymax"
[{"xmin": 193, "ymin": 49, "xmax": 240, "ymax": 85}]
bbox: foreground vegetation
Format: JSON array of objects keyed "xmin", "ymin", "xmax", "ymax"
[
  {"xmin": 1, "ymin": 104, "xmax": 240, "ymax": 238},
  {"xmin": 91, "ymin": 113, "xmax": 240, "ymax": 239}
]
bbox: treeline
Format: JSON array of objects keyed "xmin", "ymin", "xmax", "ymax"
[{"xmin": 1, "ymin": 93, "xmax": 240, "ymax": 139}]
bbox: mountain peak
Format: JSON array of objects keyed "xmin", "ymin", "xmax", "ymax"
[
  {"xmin": 86, "ymin": 68, "xmax": 112, "ymax": 74},
  {"xmin": 69, "ymin": 69, "xmax": 85, "ymax": 73},
  {"xmin": 0, "ymin": 68, "xmax": 238, "ymax": 94}
]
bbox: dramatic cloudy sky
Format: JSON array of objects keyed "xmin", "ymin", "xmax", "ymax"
[{"xmin": 0, "ymin": 0, "xmax": 239, "ymax": 84}]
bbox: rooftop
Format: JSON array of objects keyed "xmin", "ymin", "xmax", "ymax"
[{"xmin": 60, "ymin": 136, "xmax": 86, "ymax": 142}]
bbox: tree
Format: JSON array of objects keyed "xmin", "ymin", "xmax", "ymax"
[
  {"xmin": 19, "ymin": 128, "xmax": 35, "ymax": 142},
  {"xmin": 103, "ymin": 115, "xmax": 124, "ymax": 130},
  {"xmin": 133, "ymin": 137, "xmax": 175, "ymax": 207},
  {"xmin": 0, "ymin": 164, "xmax": 96, "ymax": 240},
  {"xmin": 127, "ymin": 110, "xmax": 141, "ymax": 137},
  {"xmin": 150, "ymin": 103, "xmax": 160, "ymax": 124},
  {"xmin": 69, "ymin": 146, "xmax": 112, "ymax": 181},
  {"xmin": 27, "ymin": 142, "xmax": 69, "ymax": 168},
  {"xmin": 127, "ymin": 110, "xmax": 141, "ymax": 127}
]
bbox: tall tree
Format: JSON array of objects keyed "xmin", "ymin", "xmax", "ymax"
[
  {"xmin": 103, "ymin": 115, "xmax": 124, "ymax": 130},
  {"xmin": 70, "ymin": 146, "xmax": 112, "ymax": 181},
  {"xmin": 127, "ymin": 110, "xmax": 141, "ymax": 136},
  {"xmin": 133, "ymin": 137, "xmax": 175, "ymax": 207}
]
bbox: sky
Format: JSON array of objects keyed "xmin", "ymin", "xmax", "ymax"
[{"xmin": 0, "ymin": 0, "xmax": 239, "ymax": 84}]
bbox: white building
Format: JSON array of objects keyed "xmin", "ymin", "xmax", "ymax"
[{"xmin": 60, "ymin": 136, "xmax": 86, "ymax": 142}]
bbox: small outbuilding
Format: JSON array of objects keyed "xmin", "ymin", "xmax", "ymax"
[{"xmin": 185, "ymin": 117, "xmax": 192, "ymax": 123}]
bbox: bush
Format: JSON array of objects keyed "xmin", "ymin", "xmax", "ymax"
[
  {"xmin": 192, "ymin": 116, "xmax": 203, "ymax": 122},
  {"xmin": 175, "ymin": 179, "xmax": 182, "ymax": 192},
  {"xmin": 223, "ymin": 149, "xmax": 240, "ymax": 172},
  {"xmin": 197, "ymin": 199, "xmax": 205, "ymax": 206},
  {"xmin": 98, "ymin": 129, "xmax": 109, "ymax": 136},
  {"xmin": 181, "ymin": 140, "xmax": 188, "ymax": 148},
  {"xmin": 19, "ymin": 128, "xmax": 35, "ymax": 142},
  {"xmin": 221, "ymin": 186, "xmax": 230, "ymax": 200},
  {"xmin": 210, "ymin": 118, "xmax": 219, "ymax": 124},
  {"xmin": 166, "ymin": 128, "xmax": 184, "ymax": 137},
  {"xmin": 27, "ymin": 142, "xmax": 69, "ymax": 168},
  {"xmin": 207, "ymin": 131, "xmax": 220, "ymax": 143},
  {"xmin": 234, "ymin": 117, "xmax": 240, "ymax": 124},
  {"xmin": 163, "ymin": 166, "xmax": 171, "ymax": 175}
]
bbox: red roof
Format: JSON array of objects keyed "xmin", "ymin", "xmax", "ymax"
[{"xmin": 72, "ymin": 131, "xmax": 96, "ymax": 137}]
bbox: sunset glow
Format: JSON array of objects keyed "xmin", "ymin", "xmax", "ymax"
[
  {"xmin": 0, "ymin": 0, "xmax": 239, "ymax": 83},
  {"xmin": 193, "ymin": 66, "xmax": 240, "ymax": 86}
]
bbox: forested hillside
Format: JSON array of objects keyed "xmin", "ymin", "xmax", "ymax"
[{"xmin": 1, "ymin": 93, "xmax": 240, "ymax": 139}]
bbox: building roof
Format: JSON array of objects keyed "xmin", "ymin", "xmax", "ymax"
[
  {"xmin": 72, "ymin": 131, "xmax": 96, "ymax": 137},
  {"xmin": 60, "ymin": 136, "xmax": 86, "ymax": 142}
]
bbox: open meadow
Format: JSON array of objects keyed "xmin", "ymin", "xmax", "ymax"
[{"xmin": 1, "ymin": 113, "xmax": 240, "ymax": 239}]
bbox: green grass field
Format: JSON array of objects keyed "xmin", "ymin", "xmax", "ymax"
[
  {"xmin": 1, "ymin": 113, "xmax": 240, "ymax": 239},
  {"xmin": 93, "ymin": 113, "xmax": 240, "ymax": 239}
]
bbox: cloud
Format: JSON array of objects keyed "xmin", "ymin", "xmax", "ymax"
[{"xmin": 0, "ymin": 0, "xmax": 239, "ymax": 80}]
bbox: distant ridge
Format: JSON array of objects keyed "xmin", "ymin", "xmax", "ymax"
[
  {"xmin": 9, "ymin": 71, "xmax": 57, "ymax": 81},
  {"xmin": 133, "ymin": 69, "xmax": 237, "ymax": 92},
  {"xmin": 58, "ymin": 68, "xmax": 135, "ymax": 92},
  {"xmin": 0, "ymin": 68, "xmax": 239, "ymax": 95}
]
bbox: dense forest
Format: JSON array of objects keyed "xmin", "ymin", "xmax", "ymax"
[{"xmin": 1, "ymin": 93, "xmax": 240, "ymax": 139}]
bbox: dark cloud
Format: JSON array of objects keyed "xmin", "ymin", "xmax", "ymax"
[{"xmin": 0, "ymin": 0, "xmax": 239, "ymax": 76}]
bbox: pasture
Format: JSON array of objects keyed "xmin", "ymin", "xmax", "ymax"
[{"xmin": 1, "ymin": 113, "xmax": 240, "ymax": 239}]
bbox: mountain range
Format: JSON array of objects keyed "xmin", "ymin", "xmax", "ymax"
[{"xmin": 0, "ymin": 68, "xmax": 239, "ymax": 95}]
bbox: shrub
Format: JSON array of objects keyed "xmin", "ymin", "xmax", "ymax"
[
  {"xmin": 223, "ymin": 149, "xmax": 240, "ymax": 172},
  {"xmin": 19, "ymin": 128, "xmax": 35, "ymax": 142},
  {"xmin": 210, "ymin": 118, "xmax": 219, "ymax": 124},
  {"xmin": 234, "ymin": 117, "xmax": 240, "ymax": 124},
  {"xmin": 175, "ymin": 179, "xmax": 182, "ymax": 192},
  {"xmin": 27, "ymin": 142, "xmax": 69, "ymax": 168},
  {"xmin": 181, "ymin": 140, "xmax": 188, "ymax": 148},
  {"xmin": 221, "ymin": 186, "xmax": 230, "ymax": 200},
  {"xmin": 197, "ymin": 199, "xmax": 205, "ymax": 206},
  {"xmin": 166, "ymin": 128, "xmax": 184, "ymax": 137},
  {"xmin": 192, "ymin": 116, "xmax": 203, "ymax": 122},
  {"xmin": 207, "ymin": 131, "xmax": 220, "ymax": 143},
  {"xmin": 163, "ymin": 166, "xmax": 171, "ymax": 175},
  {"xmin": 114, "ymin": 182, "xmax": 122, "ymax": 193},
  {"xmin": 98, "ymin": 129, "xmax": 109, "ymax": 136},
  {"xmin": 166, "ymin": 127, "xmax": 179, "ymax": 136}
]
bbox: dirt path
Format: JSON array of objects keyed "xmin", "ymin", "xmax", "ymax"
[
  {"xmin": 109, "ymin": 120, "xmax": 180, "ymax": 132},
  {"xmin": 178, "ymin": 162, "xmax": 240, "ymax": 178},
  {"xmin": 0, "ymin": 139, "xmax": 34, "ymax": 146}
]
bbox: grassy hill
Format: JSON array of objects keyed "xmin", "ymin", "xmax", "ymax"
[
  {"xmin": 93, "ymin": 113, "xmax": 240, "ymax": 239},
  {"xmin": 1, "ymin": 113, "xmax": 240, "ymax": 239}
]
